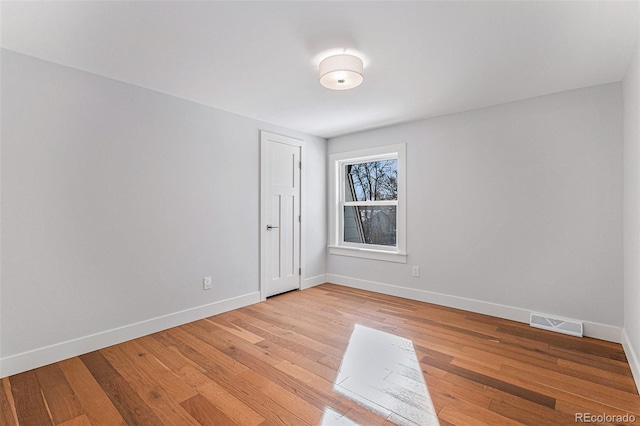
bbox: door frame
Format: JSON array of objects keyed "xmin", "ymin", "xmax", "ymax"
[{"xmin": 260, "ymin": 131, "xmax": 304, "ymax": 301}]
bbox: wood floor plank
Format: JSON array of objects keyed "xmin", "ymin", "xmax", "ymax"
[
  {"xmin": 230, "ymin": 311, "xmax": 345, "ymax": 360},
  {"xmin": 193, "ymin": 318, "xmax": 285, "ymax": 367},
  {"xmin": 488, "ymin": 395, "xmax": 581, "ymax": 425},
  {"xmin": 380, "ymin": 308, "xmax": 502, "ymax": 343},
  {"xmin": 412, "ymin": 334, "xmax": 506, "ymax": 371},
  {"xmin": 199, "ymin": 365, "xmax": 312, "ymax": 425},
  {"xmin": 438, "ymin": 398, "xmax": 525, "ymax": 426},
  {"xmin": 80, "ymin": 351, "xmax": 164, "ymax": 425},
  {"xmin": 421, "ymin": 370, "xmax": 493, "ymax": 413},
  {"xmin": 273, "ymin": 359, "xmax": 391, "ymax": 425},
  {"xmin": 500, "ymin": 362, "xmax": 640, "ymax": 413},
  {"xmin": 57, "ymin": 414, "xmax": 93, "ymax": 426},
  {"xmin": 204, "ymin": 316, "xmax": 264, "ymax": 344},
  {"xmin": 4, "ymin": 284, "xmax": 639, "ymax": 425},
  {"xmin": 35, "ymin": 362, "xmax": 84, "ymax": 424},
  {"xmin": 9, "ymin": 370, "xmax": 53, "ymax": 425},
  {"xmin": 554, "ymin": 398, "xmax": 639, "ymax": 421},
  {"xmin": 422, "ymin": 355, "xmax": 556, "ymax": 409},
  {"xmin": 555, "ymin": 358, "xmax": 638, "ymax": 393},
  {"xmin": 172, "ymin": 337, "xmax": 309, "ymax": 425},
  {"xmin": 152, "ymin": 329, "xmax": 183, "ymax": 347},
  {"xmin": 500, "ymin": 349, "xmax": 639, "ymax": 393},
  {"xmin": 266, "ymin": 305, "xmax": 353, "ymax": 348},
  {"xmin": 195, "ymin": 381, "xmax": 265, "ymax": 426},
  {"xmin": 107, "ymin": 340, "xmax": 198, "ymax": 403},
  {"xmin": 58, "ymin": 357, "xmax": 127, "ymax": 426},
  {"xmin": 257, "ymin": 339, "xmax": 339, "ymax": 382},
  {"xmin": 497, "ymin": 325, "xmax": 627, "ymax": 361},
  {"xmin": 451, "ymin": 356, "xmax": 639, "ymax": 417},
  {"xmin": 237, "ymin": 368, "xmax": 324, "ymax": 425},
  {"xmin": 195, "ymin": 323, "xmax": 336, "ymax": 415},
  {"xmin": 169, "ymin": 325, "xmax": 249, "ymax": 375},
  {"xmin": 237, "ymin": 305, "xmax": 297, "ymax": 331},
  {"xmin": 195, "ymin": 317, "xmax": 345, "ymax": 423},
  {"xmin": 136, "ymin": 334, "xmax": 193, "ymax": 372},
  {"xmin": 100, "ymin": 344, "xmax": 200, "ymax": 425},
  {"xmin": 436, "ymin": 369, "xmax": 592, "ymax": 425},
  {"xmin": 180, "ymin": 393, "xmax": 238, "ymax": 426},
  {"xmin": 232, "ymin": 312, "xmax": 391, "ymax": 424},
  {"xmin": 0, "ymin": 378, "xmax": 18, "ymax": 426},
  {"xmin": 439, "ymin": 329, "xmax": 559, "ymax": 365},
  {"xmin": 545, "ymin": 344, "xmax": 634, "ymax": 376}
]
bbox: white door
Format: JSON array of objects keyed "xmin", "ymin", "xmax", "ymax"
[{"xmin": 260, "ymin": 131, "xmax": 301, "ymax": 298}]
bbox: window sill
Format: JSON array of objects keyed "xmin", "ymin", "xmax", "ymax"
[{"xmin": 328, "ymin": 245, "xmax": 407, "ymax": 263}]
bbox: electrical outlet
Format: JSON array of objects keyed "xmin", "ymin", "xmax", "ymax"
[
  {"xmin": 203, "ymin": 276, "xmax": 212, "ymax": 290},
  {"xmin": 412, "ymin": 266, "xmax": 420, "ymax": 277}
]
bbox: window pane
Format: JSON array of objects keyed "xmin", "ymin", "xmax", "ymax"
[
  {"xmin": 343, "ymin": 206, "xmax": 397, "ymax": 246},
  {"xmin": 345, "ymin": 160, "xmax": 397, "ymax": 202}
]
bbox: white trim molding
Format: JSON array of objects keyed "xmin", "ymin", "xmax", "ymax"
[
  {"xmin": 325, "ymin": 274, "xmax": 622, "ymax": 343},
  {"xmin": 302, "ymin": 274, "xmax": 327, "ymax": 290},
  {"xmin": 328, "ymin": 245, "xmax": 407, "ymax": 263},
  {"xmin": 622, "ymin": 328, "xmax": 640, "ymax": 394},
  {"xmin": 0, "ymin": 291, "xmax": 260, "ymax": 378}
]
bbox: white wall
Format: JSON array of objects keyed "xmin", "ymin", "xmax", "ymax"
[
  {"xmin": 623, "ymin": 39, "xmax": 640, "ymax": 391},
  {"xmin": 301, "ymin": 129, "xmax": 328, "ymax": 287},
  {"xmin": 328, "ymin": 84, "xmax": 623, "ymax": 339},
  {"xmin": 0, "ymin": 49, "xmax": 326, "ymax": 376}
]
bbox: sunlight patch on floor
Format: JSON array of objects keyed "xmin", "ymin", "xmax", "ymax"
[
  {"xmin": 332, "ymin": 324, "xmax": 439, "ymax": 426},
  {"xmin": 319, "ymin": 406, "xmax": 360, "ymax": 425}
]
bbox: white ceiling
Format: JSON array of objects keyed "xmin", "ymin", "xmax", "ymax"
[{"xmin": 2, "ymin": 1, "xmax": 638, "ymax": 139}]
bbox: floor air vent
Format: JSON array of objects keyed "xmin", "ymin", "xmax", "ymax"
[{"xmin": 530, "ymin": 313, "xmax": 583, "ymax": 337}]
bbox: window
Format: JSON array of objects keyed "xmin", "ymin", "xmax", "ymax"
[
  {"xmin": 343, "ymin": 159, "xmax": 397, "ymax": 246},
  {"xmin": 329, "ymin": 144, "xmax": 406, "ymax": 263}
]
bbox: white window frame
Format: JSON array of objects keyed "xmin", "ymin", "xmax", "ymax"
[{"xmin": 328, "ymin": 143, "xmax": 407, "ymax": 263}]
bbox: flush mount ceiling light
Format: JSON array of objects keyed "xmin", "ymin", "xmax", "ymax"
[{"xmin": 319, "ymin": 54, "xmax": 364, "ymax": 90}]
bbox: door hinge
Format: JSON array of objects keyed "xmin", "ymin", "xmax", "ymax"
[
  {"xmin": 299, "ymin": 161, "xmax": 302, "ymax": 169},
  {"xmin": 299, "ymin": 268, "xmax": 302, "ymax": 276},
  {"xmin": 298, "ymin": 215, "xmax": 301, "ymax": 222}
]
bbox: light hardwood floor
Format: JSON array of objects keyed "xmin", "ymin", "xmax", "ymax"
[{"xmin": 1, "ymin": 284, "xmax": 639, "ymax": 425}]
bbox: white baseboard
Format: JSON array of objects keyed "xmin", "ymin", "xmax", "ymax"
[
  {"xmin": 0, "ymin": 291, "xmax": 260, "ymax": 378},
  {"xmin": 302, "ymin": 274, "xmax": 327, "ymax": 290},
  {"xmin": 325, "ymin": 274, "xmax": 621, "ymax": 343},
  {"xmin": 622, "ymin": 328, "xmax": 640, "ymax": 394}
]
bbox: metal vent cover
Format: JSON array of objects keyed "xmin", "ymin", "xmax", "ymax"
[{"xmin": 530, "ymin": 313, "xmax": 583, "ymax": 337}]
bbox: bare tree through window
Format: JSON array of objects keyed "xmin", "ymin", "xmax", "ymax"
[{"xmin": 344, "ymin": 159, "xmax": 398, "ymax": 246}]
